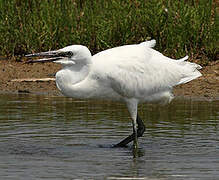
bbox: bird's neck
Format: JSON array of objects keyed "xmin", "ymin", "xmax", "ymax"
[{"xmin": 55, "ymin": 61, "xmax": 92, "ymax": 98}]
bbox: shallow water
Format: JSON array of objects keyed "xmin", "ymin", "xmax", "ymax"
[{"xmin": 0, "ymin": 94, "xmax": 218, "ymax": 180}]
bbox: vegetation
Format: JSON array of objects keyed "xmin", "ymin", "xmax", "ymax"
[{"xmin": 0, "ymin": 0, "xmax": 218, "ymax": 62}]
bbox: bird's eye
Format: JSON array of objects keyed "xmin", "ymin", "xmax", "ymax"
[
  {"xmin": 59, "ymin": 51, "xmax": 73, "ymax": 57},
  {"xmin": 66, "ymin": 51, "xmax": 73, "ymax": 57}
]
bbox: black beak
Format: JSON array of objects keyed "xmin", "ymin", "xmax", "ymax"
[{"xmin": 25, "ymin": 50, "xmax": 64, "ymax": 63}]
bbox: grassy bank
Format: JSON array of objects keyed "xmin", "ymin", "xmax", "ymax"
[{"xmin": 0, "ymin": 0, "xmax": 218, "ymax": 62}]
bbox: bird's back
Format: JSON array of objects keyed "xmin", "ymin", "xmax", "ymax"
[{"xmin": 90, "ymin": 40, "xmax": 202, "ymax": 103}]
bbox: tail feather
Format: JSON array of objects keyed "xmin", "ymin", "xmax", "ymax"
[
  {"xmin": 176, "ymin": 70, "xmax": 202, "ymax": 85},
  {"xmin": 177, "ymin": 55, "xmax": 189, "ymax": 62},
  {"xmin": 176, "ymin": 56, "xmax": 202, "ymax": 85},
  {"xmin": 177, "ymin": 55, "xmax": 202, "ymax": 70}
]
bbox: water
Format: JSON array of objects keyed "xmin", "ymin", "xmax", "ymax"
[{"xmin": 0, "ymin": 94, "xmax": 218, "ymax": 180}]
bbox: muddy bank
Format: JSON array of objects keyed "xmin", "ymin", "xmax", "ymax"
[{"xmin": 0, "ymin": 60, "xmax": 218, "ymax": 99}]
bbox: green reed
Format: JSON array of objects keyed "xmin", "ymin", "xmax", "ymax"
[{"xmin": 0, "ymin": 0, "xmax": 218, "ymax": 62}]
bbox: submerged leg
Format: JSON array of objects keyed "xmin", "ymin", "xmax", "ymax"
[
  {"xmin": 133, "ymin": 116, "xmax": 138, "ymax": 149},
  {"xmin": 114, "ymin": 114, "xmax": 145, "ymax": 147}
]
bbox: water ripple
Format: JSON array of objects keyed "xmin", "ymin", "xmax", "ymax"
[{"xmin": 0, "ymin": 94, "xmax": 218, "ymax": 179}]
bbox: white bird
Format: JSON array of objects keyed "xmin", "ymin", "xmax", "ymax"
[{"xmin": 26, "ymin": 40, "xmax": 202, "ymax": 149}]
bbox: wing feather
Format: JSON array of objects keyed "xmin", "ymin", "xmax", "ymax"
[{"xmin": 92, "ymin": 40, "xmax": 201, "ymax": 100}]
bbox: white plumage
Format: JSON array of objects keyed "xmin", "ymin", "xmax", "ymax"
[{"xmin": 26, "ymin": 40, "xmax": 202, "ymax": 149}]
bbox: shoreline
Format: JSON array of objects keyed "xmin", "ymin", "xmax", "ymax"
[{"xmin": 0, "ymin": 60, "xmax": 218, "ymax": 99}]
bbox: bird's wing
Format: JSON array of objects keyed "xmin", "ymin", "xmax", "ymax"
[
  {"xmin": 92, "ymin": 41, "xmax": 201, "ymax": 100},
  {"xmin": 139, "ymin": 39, "xmax": 156, "ymax": 48}
]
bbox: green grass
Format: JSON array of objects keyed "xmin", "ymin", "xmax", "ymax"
[{"xmin": 0, "ymin": 0, "xmax": 218, "ymax": 62}]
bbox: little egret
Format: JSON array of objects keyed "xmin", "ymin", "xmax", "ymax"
[{"xmin": 26, "ymin": 40, "xmax": 202, "ymax": 149}]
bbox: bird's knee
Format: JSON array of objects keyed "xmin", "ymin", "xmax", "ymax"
[{"xmin": 137, "ymin": 124, "xmax": 145, "ymax": 137}]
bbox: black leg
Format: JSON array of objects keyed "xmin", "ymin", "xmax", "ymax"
[{"xmin": 113, "ymin": 114, "xmax": 145, "ymax": 147}]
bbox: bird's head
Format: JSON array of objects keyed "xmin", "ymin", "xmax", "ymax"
[{"xmin": 26, "ymin": 45, "xmax": 92, "ymax": 66}]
